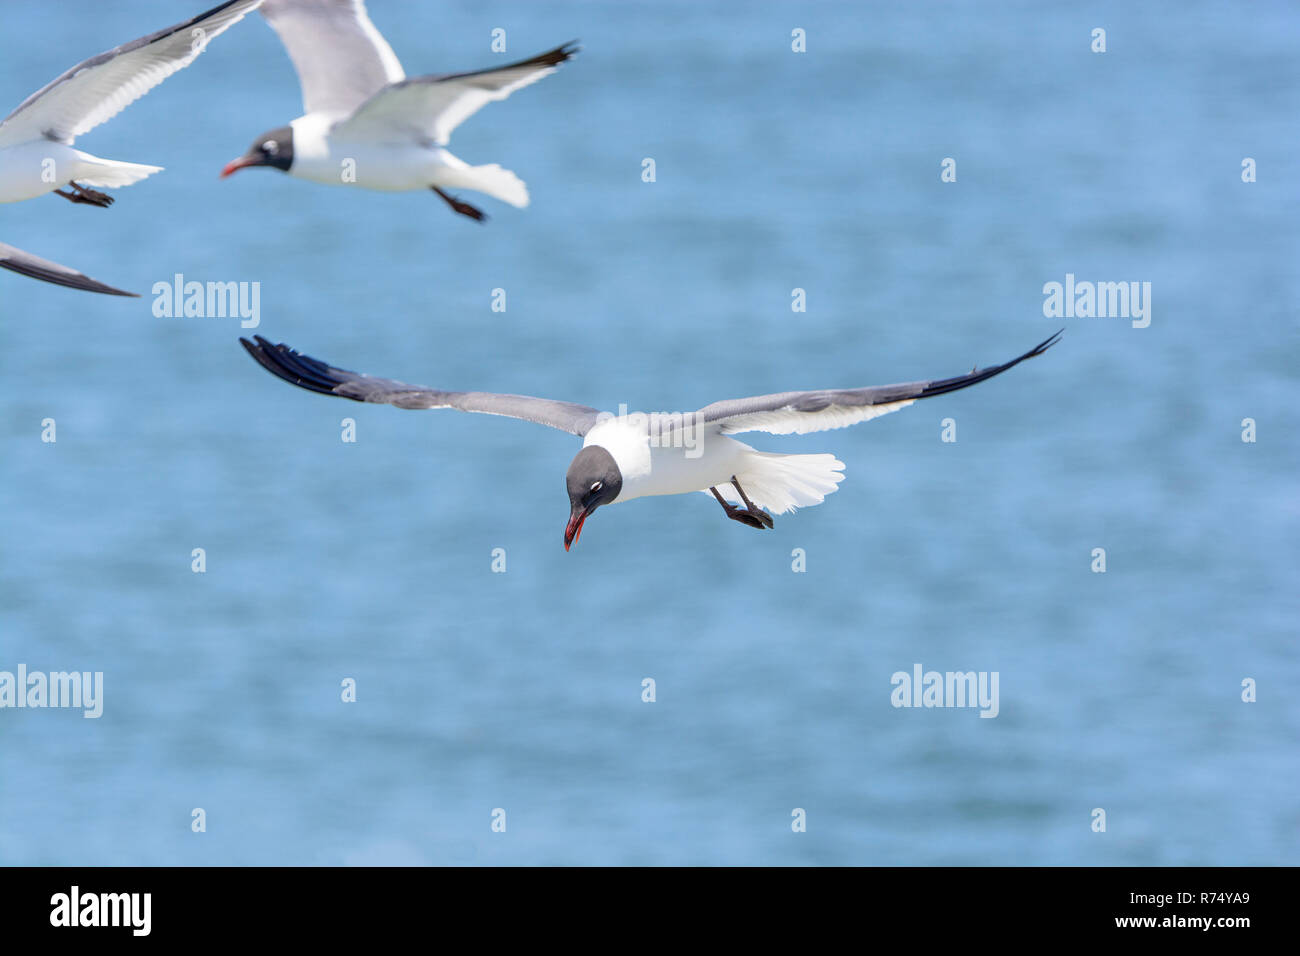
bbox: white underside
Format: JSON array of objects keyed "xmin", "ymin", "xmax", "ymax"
[
  {"xmin": 583, "ymin": 417, "xmax": 846, "ymax": 515},
  {"xmin": 286, "ymin": 115, "xmax": 529, "ymax": 206},
  {"xmin": 0, "ymin": 140, "xmax": 160, "ymax": 203}
]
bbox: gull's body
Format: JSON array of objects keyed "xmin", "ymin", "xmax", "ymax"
[
  {"xmin": 579, "ymin": 416, "xmax": 840, "ymax": 514},
  {"xmin": 240, "ymin": 332, "xmax": 1061, "ymax": 549},
  {"xmin": 283, "ymin": 115, "xmax": 489, "ymax": 195},
  {"xmin": 0, "ymin": 0, "xmax": 262, "ymax": 294},
  {"xmin": 0, "ymin": 140, "xmax": 156, "ymax": 204},
  {"xmin": 222, "ymin": 0, "xmax": 576, "ymax": 220}
]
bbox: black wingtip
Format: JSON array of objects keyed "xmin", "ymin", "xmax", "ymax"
[
  {"xmin": 78, "ymin": 278, "xmax": 138, "ymax": 297},
  {"xmin": 917, "ymin": 329, "xmax": 1063, "ymax": 400},
  {"xmin": 543, "ymin": 40, "xmax": 581, "ymax": 66},
  {"xmin": 0, "ymin": 257, "xmax": 140, "ymax": 296},
  {"xmin": 1028, "ymin": 328, "xmax": 1064, "ymax": 357},
  {"xmin": 239, "ymin": 335, "xmax": 362, "ymax": 399},
  {"xmin": 1000, "ymin": 328, "xmax": 1063, "ymax": 366},
  {"xmin": 97, "ymin": 283, "xmax": 139, "ymax": 297}
]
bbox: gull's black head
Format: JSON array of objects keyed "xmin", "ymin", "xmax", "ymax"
[
  {"xmin": 222, "ymin": 126, "xmax": 294, "ymax": 177},
  {"xmin": 564, "ymin": 446, "xmax": 622, "ymax": 551}
]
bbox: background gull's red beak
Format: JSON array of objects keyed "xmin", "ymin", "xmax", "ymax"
[{"xmin": 220, "ymin": 156, "xmax": 255, "ymax": 178}]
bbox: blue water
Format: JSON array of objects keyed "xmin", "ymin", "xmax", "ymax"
[{"xmin": 1, "ymin": 0, "xmax": 1296, "ymax": 865}]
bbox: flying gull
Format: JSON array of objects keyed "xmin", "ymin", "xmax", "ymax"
[
  {"xmin": 221, "ymin": 0, "xmax": 577, "ymax": 221},
  {"xmin": 0, "ymin": 0, "xmax": 263, "ymax": 295},
  {"xmin": 240, "ymin": 332, "xmax": 1062, "ymax": 550}
]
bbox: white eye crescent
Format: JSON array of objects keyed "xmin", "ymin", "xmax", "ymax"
[
  {"xmin": 590, "ymin": 481, "xmax": 602, "ymax": 492},
  {"xmin": 264, "ymin": 140, "xmax": 279, "ymax": 154}
]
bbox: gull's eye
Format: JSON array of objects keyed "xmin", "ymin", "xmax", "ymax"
[
  {"xmin": 263, "ymin": 140, "xmax": 279, "ymax": 155},
  {"xmin": 590, "ymin": 481, "xmax": 602, "ymax": 492}
]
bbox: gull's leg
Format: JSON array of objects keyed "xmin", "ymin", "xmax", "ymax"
[
  {"xmin": 54, "ymin": 183, "xmax": 114, "ymax": 208},
  {"xmin": 72, "ymin": 182, "xmax": 114, "ymax": 206},
  {"xmin": 710, "ymin": 485, "xmax": 772, "ymax": 530},
  {"xmin": 431, "ymin": 186, "xmax": 486, "ymax": 222},
  {"xmin": 70, "ymin": 182, "xmax": 115, "ymax": 207},
  {"xmin": 730, "ymin": 476, "xmax": 775, "ymax": 529}
]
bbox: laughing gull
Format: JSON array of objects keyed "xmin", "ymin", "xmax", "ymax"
[
  {"xmin": 240, "ymin": 332, "xmax": 1061, "ymax": 550},
  {"xmin": 0, "ymin": 0, "xmax": 262, "ymax": 295},
  {"xmin": 221, "ymin": 0, "xmax": 577, "ymax": 221}
]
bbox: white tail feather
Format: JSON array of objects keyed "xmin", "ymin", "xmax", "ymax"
[
  {"xmin": 74, "ymin": 157, "xmax": 162, "ymax": 189},
  {"xmin": 433, "ymin": 162, "xmax": 529, "ymax": 207},
  {"xmin": 710, "ymin": 451, "xmax": 846, "ymax": 515}
]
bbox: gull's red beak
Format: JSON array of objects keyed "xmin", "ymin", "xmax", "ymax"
[
  {"xmin": 220, "ymin": 156, "xmax": 257, "ymax": 178},
  {"xmin": 564, "ymin": 507, "xmax": 589, "ymax": 552}
]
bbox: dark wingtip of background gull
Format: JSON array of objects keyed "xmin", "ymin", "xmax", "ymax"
[{"xmin": 0, "ymin": 242, "xmax": 138, "ymax": 296}]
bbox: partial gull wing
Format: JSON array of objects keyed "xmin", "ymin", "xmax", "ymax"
[
  {"xmin": 333, "ymin": 43, "xmax": 578, "ymax": 145},
  {"xmin": 261, "ymin": 0, "xmax": 404, "ymax": 116},
  {"xmin": 0, "ymin": 0, "xmax": 263, "ymax": 148},
  {"xmin": 0, "ymin": 241, "xmax": 136, "ymax": 296},
  {"xmin": 241, "ymin": 336, "xmax": 603, "ymax": 437},
  {"xmin": 693, "ymin": 332, "xmax": 1062, "ymax": 436}
]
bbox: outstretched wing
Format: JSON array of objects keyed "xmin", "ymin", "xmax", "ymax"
[
  {"xmin": 0, "ymin": 241, "xmax": 136, "ymax": 296},
  {"xmin": 0, "ymin": 0, "xmax": 262, "ymax": 147},
  {"xmin": 693, "ymin": 332, "xmax": 1062, "ymax": 436},
  {"xmin": 241, "ymin": 336, "xmax": 602, "ymax": 437},
  {"xmin": 260, "ymin": 0, "xmax": 404, "ymax": 116},
  {"xmin": 332, "ymin": 43, "xmax": 577, "ymax": 144}
]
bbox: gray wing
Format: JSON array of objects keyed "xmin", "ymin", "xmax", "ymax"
[
  {"xmin": 0, "ymin": 242, "xmax": 136, "ymax": 296},
  {"xmin": 0, "ymin": 0, "xmax": 263, "ymax": 147},
  {"xmin": 693, "ymin": 332, "xmax": 1061, "ymax": 436},
  {"xmin": 332, "ymin": 43, "xmax": 577, "ymax": 144},
  {"xmin": 241, "ymin": 336, "xmax": 602, "ymax": 437},
  {"xmin": 261, "ymin": 0, "xmax": 404, "ymax": 116}
]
